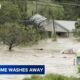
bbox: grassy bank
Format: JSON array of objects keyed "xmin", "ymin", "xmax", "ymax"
[{"xmin": 23, "ymin": 74, "xmax": 80, "ymax": 80}]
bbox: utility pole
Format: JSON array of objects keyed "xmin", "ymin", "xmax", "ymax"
[
  {"xmin": 36, "ymin": 0, "xmax": 38, "ymax": 13},
  {"xmin": 24, "ymin": 0, "xmax": 28, "ymax": 30},
  {"xmin": 25, "ymin": 0, "xmax": 28, "ymax": 18},
  {"xmin": 52, "ymin": 16, "xmax": 57, "ymax": 41}
]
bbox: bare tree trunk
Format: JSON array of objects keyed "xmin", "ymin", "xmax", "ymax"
[
  {"xmin": 36, "ymin": 0, "xmax": 38, "ymax": 13},
  {"xmin": 52, "ymin": 16, "xmax": 57, "ymax": 41},
  {"xmin": 9, "ymin": 44, "xmax": 12, "ymax": 51}
]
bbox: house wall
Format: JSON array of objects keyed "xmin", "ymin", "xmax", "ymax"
[
  {"xmin": 56, "ymin": 32, "xmax": 69, "ymax": 37},
  {"xmin": 68, "ymin": 32, "xmax": 74, "ymax": 37}
]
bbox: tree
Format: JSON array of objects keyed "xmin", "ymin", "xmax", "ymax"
[
  {"xmin": 38, "ymin": 4, "xmax": 64, "ymax": 19},
  {"xmin": 51, "ymin": 0, "xmax": 80, "ymax": 20},
  {"xmin": 74, "ymin": 19, "xmax": 80, "ymax": 38},
  {"xmin": 0, "ymin": 23, "xmax": 27, "ymax": 51},
  {"xmin": 0, "ymin": 22, "xmax": 43, "ymax": 51},
  {"xmin": 0, "ymin": 1, "xmax": 21, "ymax": 24}
]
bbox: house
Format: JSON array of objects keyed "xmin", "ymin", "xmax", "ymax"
[
  {"xmin": 30, "ymin": 14, "xmax": 76, "ymax": 37},
  {"xmin": 54, "ymin": 20, "xmax": 76, "ymax": 37}
]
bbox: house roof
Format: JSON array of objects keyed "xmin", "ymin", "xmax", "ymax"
[
  {"xmin": 40, "ymin": 20, "xmax": 76, "ymax": 32},
  {"xmin": 55, "ymin": 20, "xmax": 76, "ymax": 32}
]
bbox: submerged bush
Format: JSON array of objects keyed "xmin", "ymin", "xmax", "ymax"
[{"xmin": 78, "ymin": 65, "xmax": 80, "ymax": 73}]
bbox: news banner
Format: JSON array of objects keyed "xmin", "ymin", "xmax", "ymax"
[{"xmin": 0, "ymin": 65, "xmax": 45, "ymax": 74}]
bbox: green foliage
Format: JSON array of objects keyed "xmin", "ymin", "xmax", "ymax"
[
  {"xmin": 9, "ymin": 0, "xmax": 36, "ymax": 19},
  {"xmin": 0, "ymin": 1, "xmax": 21, "ymax": 24},
  {"xmin": 74, "ymin": 19, "xmax": 80, "ymax": 38},
  {"xmin": 31, "ymin": 75, "xmax": 43, "ymax": 80},
  {"xmin": 0, "ymin": 23, "xmax": 26, "ymax": 50},
  {"xmin": 23, "ymin": 74, "xmax": 79, "ymax": 80},
  {"xmin": 38, "ymin": 4, "xmax": 64, "ymax": 19},
  {"xmin": 23, "ymin": 77, "xmax": 31, "ymax": 80},
  {"xmin": 21, "ymin": 26, "xmax": 41, "ymax": 45},
  {"xmin": 1, "ymin": 0, "xmax": 64, "ymax": 20},
  {"xmin": 0, "ymin": 0, "xmax": 80, "ymax": 20},
  {"xmin": 78, "ymin": 65, "xmax": 80, "ymax": 73},
  {"xmin": 51, "ymin": 0, "xmax": 80, "ymax": 20},
  {"xmin": 0, "ymin": 22, "xmax": 47, "ymax": 50},
  {"xmin": 44, "ymin": 74, "xmax": 72, "ymax": 80}
]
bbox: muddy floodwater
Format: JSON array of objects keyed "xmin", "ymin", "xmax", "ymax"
[{"xmin": 0, "ymin": 38, "xmax": 80, "ymax": 80}]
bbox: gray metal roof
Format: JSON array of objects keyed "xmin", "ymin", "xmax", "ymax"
[
  {"xmin": 55, "ymin": 20, "xmax": 76, "ymax": 32},
  {"xmin": 40, "ymin": 20, "xmax": 76, "ymax": 32}
]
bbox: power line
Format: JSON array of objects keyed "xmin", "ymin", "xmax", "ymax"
[
  {"xmin": 37, "ymin": 1, "xmax": 80, "ymax": 7},
  {"xmin": 29, "ymin": 0, "xmax": 80, "ymax": 7},
  {"xmin": 2, "ymin": 0, "xmax": 80, "ymax": 7},
  {"xmin": 36, "ymin": 2, "xmax": 62, "ymax": 8},
  {"xmin": 28, "ymin": 0, "xmax": 80, "ymax": 7}
]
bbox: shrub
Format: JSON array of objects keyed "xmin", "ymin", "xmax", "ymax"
[
  {"xmin": 0, "ymin": 23, "xmax": 26, "ymax": 51},
  {"xmin": 78, "ymin": 65, "xmax": 80, "ymax": 73},
  {"xmin": 23, "ymin": 74, "xmax": 79, "ymax": 80}
]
